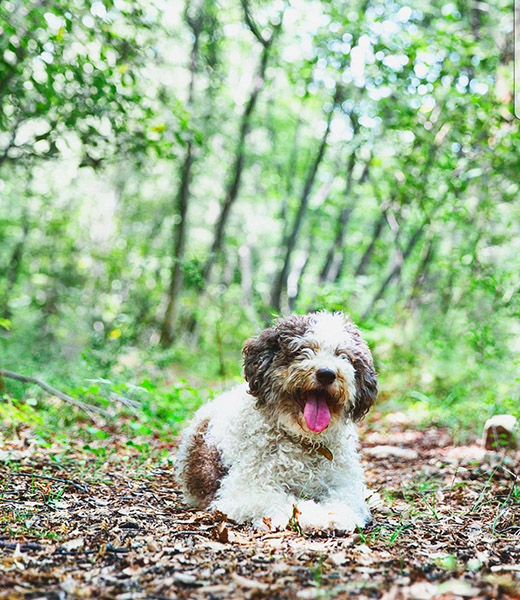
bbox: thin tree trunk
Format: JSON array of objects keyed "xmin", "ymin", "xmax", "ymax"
[
  {"xmin": 352, "ymin": 124, "xmax": 443, "ymax": 283},
  {"xmin": 278, "ymin": 116, "xmax": 302, "ymax": 238},
  {"xmin": 238, "ymin": 244, "xmax": 253, "ymax": 307},
  {"xmin": 319, "ymin": 152, "xmax": 357, "ymax": 284},
  {"xmin": 159, "ymin": 144, "xmax": 194, "ymax": 345},
  {"xmin": 285, "ymin": 117, "xmax": 302, "ymax": 199},
  {"xmin": 362, "ymin": 220, "xmax": 427, "ymax": 319},
  {"xmin": 405, "ymin": 235, "xmax": 437, "ymax": 309},
  {"xmin": 352, "ymin": 138, "xmax": 438, "ymax": 287},
  {"xmin": 353, "ymin": 211, "xmax": 387, "ymax": 278},
  {"xmin": 270, "ymin": 107, "xmax": 335, "ymax": 312},
  {"xmin": 288, "ymin": 237, "xmax": 314, "ymax": 312},
  {"xmin": 159, "ymin": 5, "xmax": 203, "ymax": 347},
  {"xmin": 201, "ymin": 5, "xmax": 279, "ymax": 286},
  {"xmin": 1, "ymin": 210, "xmax": 29, "ymax": 320}
]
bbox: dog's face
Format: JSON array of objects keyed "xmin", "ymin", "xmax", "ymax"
[{"xmin": 242, "ymin": 312, "xmax": 377, "ymax": 436}]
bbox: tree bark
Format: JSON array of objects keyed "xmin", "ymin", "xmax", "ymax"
[
  {"xmin": 270, "ymin": 106, "xmax": 335, "ymax": 312},
  {"xmin": 201, "ymin": 3, "xmax": 279, "ymax": 286},
  {"xmin": 159, "ymin": 4, "xmax": 203, "ymax": 347},
  {"xmin": 288, "ymin": 237, "xmax": 314, "ymax": 312},
  {"xmin": 353, "ymin": 211, "xmax": 386, "ymax": 278},
  {"xmin": 362, "ymin": 220, "xmax": 427, "ymax": 319},
  {"xmin": 238, "ymin": 244, "xmax": 253, "ymax": 307},
  {"xmin": 279, "ymin": 116, "xmax": 302, "ymax": 236},
  {"xmin": 1, "ymin": 210, "xmax": 29, "ymax": 320},
  {"xmin": 318, "ymin": 152, "xmax": 357, "ymax": 284},
  {"xmin": 159, "ymin": 144, "xmax": 194, "ymax": 345},
  {"xmin": 405, "ymin": 235, "xmax": 437, "ymax": 309}
]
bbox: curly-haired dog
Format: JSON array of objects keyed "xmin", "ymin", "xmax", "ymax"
[{"xmin": 176, "ymin": 311, "xmax": 377, "ymax": 531}]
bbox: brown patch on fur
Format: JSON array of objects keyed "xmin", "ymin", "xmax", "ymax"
[{"xmin": 183, "ymin": 418, "xmax": 226, "ymax": 508}]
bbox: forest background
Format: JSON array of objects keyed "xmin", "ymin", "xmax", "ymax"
[{"xmin": 0, "ymin": 0, "xmax": 519, "ymax": 441}]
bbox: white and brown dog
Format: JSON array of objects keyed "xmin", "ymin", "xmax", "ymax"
[{"xmin": 176, "ymin": 311, "xmax": 377, "ymax": 531}]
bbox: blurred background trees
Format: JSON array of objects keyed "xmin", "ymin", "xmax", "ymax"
[{"xmin": 1, "ymin": 0, "xmax": 518, "ymax": 430}]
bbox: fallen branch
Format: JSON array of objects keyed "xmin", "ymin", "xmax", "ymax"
[
  {"xmin": 53, "ymin": 543, "xmax": 130, "ymax": 556},
  {"xmin": 109, "ymin": 392, "xmax": 141, "ymax": 412},
  {"xmin": 0, "ymin": 368, "xmax": 106, "ymax": 417},
  {"xmin": 0, "ymin": 541, "xmax": 43, "ymax": 551},
  {"xmin": 8, "ymin": 471, "xmax": 89, "ymax": 493}
]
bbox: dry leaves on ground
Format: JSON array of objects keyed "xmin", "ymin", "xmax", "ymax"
[{"xmin": 0, "ymin": 419, "xmax": 519, "ymax": 599}]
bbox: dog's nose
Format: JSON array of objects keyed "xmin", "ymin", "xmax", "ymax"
[{"xmin": 316, "ymin": 368, "xmax": 336, "ymax": 385}]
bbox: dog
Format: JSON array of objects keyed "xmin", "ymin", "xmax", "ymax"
[{"xmin": 176, "ymin": 311, "xmax": 377, "ymax": 531}]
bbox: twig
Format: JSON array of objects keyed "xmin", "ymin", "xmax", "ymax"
[
  {"xmin": 53, "ymin": 544, "xmax": 130, "ymax": 556},
  {"xmin": 8, "ymin": 472, "xmax": 89, "ymax": 493},
  {"xmin": 0, "ymin": 541, "xmax": 42, "ymax": 551},
  {"xmin": 241, "ymin": 0, "xmax": 281, "ymax": 47},
  {"xmin": 109, "ymin": 392, "xmax": 141, "ymax": 412},
  {"xmin": 241, "ymin": 0, "xmax": 266, "ymax": 45},
  {"xmin": 103, "ymin": 545, "xmax": 131, "ymax": 554},
  {"xmin": 0, "ymin": 368, "xmax": 106, "ymax": 417},
  {"xmin": 0, "ymin": 498, "xmax": 45, "ymax": 506}
]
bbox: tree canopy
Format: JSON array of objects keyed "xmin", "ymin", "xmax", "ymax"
[{"xmin": 0, "ymin": 0, "xmax": 518, "ymax": 426}]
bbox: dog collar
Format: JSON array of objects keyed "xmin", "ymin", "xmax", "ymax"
[
  {"xmin": 316, "ymin": 444, "xmax": 334, "ymax": 462},
  {"xmin": 284, "ymin": 431, "xmax": 334, "ymax": 461},
  {"xmin": 300, "ymin": 439, "xmax": 334, "ymax": 461}
]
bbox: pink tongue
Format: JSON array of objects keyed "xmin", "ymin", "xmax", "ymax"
[{"xmin": 303, "ymin": 392, "xmax": 331, "ymax": 433}]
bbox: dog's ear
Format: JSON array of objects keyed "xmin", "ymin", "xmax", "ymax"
[
  {"xmin": 341, "ymin": 315, "xmax": 378, "ymax": 422},
  {"xmin": 350, "ymin": 351, "xmax": 378, "ymax": 421},
  {"xmin": 242, "ymin": 326, "xmax": 280, "ymax": 399}
]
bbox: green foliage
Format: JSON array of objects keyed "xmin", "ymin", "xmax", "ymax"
[{"xmin": 0, "ymin": 0, "xmax": 518, "ymax": 434}]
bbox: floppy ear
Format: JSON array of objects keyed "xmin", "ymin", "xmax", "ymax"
[
  {"xmin": 341, "ymin": 314, "xmax": 378, "ymax": 422},
  {"xmin": 351, "ymin": 351, "xmax": 378, "ymax": 422},
  {"xmin": 242, "ymin": 326, "xmax": 280, "ymax": 399}
]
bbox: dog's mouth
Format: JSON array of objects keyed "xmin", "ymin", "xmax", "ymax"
[{"xmin": 299, "ymin": 390, "xmax": 332, "ymax": 433}]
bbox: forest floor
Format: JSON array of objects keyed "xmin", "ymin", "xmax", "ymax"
[{"xmin": 0, "ymin": 413, "xmax": 519, "ymax": 600}]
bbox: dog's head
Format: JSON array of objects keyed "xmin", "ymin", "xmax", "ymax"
[{"xmin": 242, "ymin": 312, "xmax": 377, "ymax": 436}]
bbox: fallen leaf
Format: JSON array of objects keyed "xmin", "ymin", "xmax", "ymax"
[
  {"xmin": 437, "ymin": 579, "xmax": 481, "ymax": 597},
  {"xmin": 61, "ymin": 538, "xmax": 84, "ymax": 551},
  {"xmin": 231, "ymin": 573, "xmax": 269, "ymax": 590}
]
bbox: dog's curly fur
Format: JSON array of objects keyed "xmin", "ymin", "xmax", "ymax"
[{"xmin": 176, "ymin": 311, "xmax": 378, "ymax": 531}]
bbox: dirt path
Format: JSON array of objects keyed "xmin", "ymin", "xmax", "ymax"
[{"xmin": 0, "ymin": 423, "xmax": 519, "ymax": 599}]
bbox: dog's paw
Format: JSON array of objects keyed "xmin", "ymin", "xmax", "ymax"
[{"xmin": 295, "ymin": 500, "xmax": 368, "ymax": 532}]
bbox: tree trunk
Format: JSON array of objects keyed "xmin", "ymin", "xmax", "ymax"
[
  {"xmin": 159, "ymin": 141, "xmax": 194, "ymax": 346},
  {"xmin": 353, "ymin": 211, "xmax": 387, "ymax": 278},
  {"xmin": 238, "ymin": 244, "xmax": 254, "ymax": 307},
  {"xmin": 1, "ymin": 210, "xmax": 29, "ymax": 320},
  {"xmin": 201, "ymin": 10, "xmax": 279, "ymax": 286},
  {"xmin": 288, "ymin": 237, "xmax": 314, "ymax": 312},
  {"xmin": 318, "ymin": 152, "xmax": 357, "ymax": 284},
  {"xmin": 405, "ymin": 235, "xmax": 437, "ymax": 309},
  {"xmin": 270, "ymin": 108, "xmax": 334, "ymax": 312},
  {"xmin": 159, "ymin": 4, "xmax": 203, "ymax": 347},
  {"xmin": 362, "ymin": 220, "xmax": 427, "ymax": 319},
  {"xmin": 278, "ymin": 117, "xmax": 302, "ymax": 239}
]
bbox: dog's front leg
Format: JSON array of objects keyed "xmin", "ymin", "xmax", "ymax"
[
  {"xmin": 295, "ymin": 493, "xmax": 371, "ymax": 532},
  {"xmin": 209, "ymin": 474, "xmax": 296, "ymax": 530}
]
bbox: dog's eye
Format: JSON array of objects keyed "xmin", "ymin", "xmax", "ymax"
[
  {"xmin": 338, "ymin": 353, "xmax": 350, "ymax": 361},
  {"xmin": 299, "ymin": 347, "xmax": 317, "ymax": 359}
]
